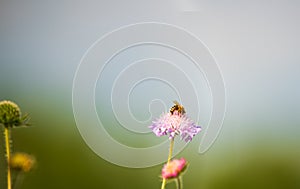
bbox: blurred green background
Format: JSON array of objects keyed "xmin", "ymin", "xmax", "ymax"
[{"xmin": 1, "ymin": 1, "xmax": 300, "ymax": 189}]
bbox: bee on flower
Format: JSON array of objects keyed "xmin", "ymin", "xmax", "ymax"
[{"xmin": 149, "ymin": 101, "xmax": 201, "ymax": 142}]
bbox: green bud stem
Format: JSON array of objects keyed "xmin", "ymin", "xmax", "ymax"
[
  {"xmin": 4, "ymin": 127, "xmax": 12, "ymax": 189},
  {"xmin": 176, "ymin": 177, "xmax": 182, "ymax": 189}
]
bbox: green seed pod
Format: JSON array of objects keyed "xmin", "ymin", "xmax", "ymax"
[{"xmin": 0, "ymin": 100, "xmax": 29, "ymax": 127}]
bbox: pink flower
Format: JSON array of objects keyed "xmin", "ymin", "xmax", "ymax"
[
  {"xmin": 161, "ymin": 158, "xmax": 187, "ymax": 179},
  {"xmin": 149, "ymin": 111, "xmax": 201, "ymax": 142}
]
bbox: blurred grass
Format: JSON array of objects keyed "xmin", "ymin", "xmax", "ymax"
[
  {"xmin": 204, "ymin": 143, "xmax": 300, "ymax": 189},
  {"xmin": 1, "ymin": 119, "xmax": 299, "ymax": 189}
]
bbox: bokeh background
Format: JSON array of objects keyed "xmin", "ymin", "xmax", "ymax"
[{"xmin": 0, "ymin": 0, "xmax": 300, "ymax": 188}]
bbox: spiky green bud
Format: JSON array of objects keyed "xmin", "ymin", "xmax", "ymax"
[{"xmin": 0, "ymin": 100, "xmax": 29, "ymax": 127}]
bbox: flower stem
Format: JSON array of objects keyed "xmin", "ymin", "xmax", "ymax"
[
  {"xmin": 161, "ymin": 138, "xmax": 175, "ymax": 189},
  {"xmin": 176, "ymin": 177, "xmax": 182, "ymax": 189},
  {"xmin": 4, "ymin": 127, "xmax": 12, "ymax": 189},
  {"xmin": 13, "ymin": 172, "xmax": 24, "ymax": 189}
]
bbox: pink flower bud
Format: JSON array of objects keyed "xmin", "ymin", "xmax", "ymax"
[{"xmin": 161, "ymin": 158, "xmax": 187, "ymax": 179}]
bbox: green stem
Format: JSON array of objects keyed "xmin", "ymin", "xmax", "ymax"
[
  {"xmin": 161, "ymin": 138, "xmax": 175, "ymax": 189},
  {"xmin": 4, "ymin": 127, "xmax": 12, "ymax": 189},
  {"xmin": 13, "ymin": 172, "xmax": 24, "ymax": 189},
  {"xmin": 176, "ymin": 177, "xmax": 182, "ymax": 189}
]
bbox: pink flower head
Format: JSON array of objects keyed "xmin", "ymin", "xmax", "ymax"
[
  {"xmin": 149, "ymin": 110, "xmax": 201, "ymax": 142},
  {"xmin": 161, "ymin": 158, "xmax": 187, "ymax": 179}
]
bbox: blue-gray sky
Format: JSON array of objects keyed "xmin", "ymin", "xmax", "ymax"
[{"xmin": 0, "ymin": 0, "xmax": 299, "ymax": 153}]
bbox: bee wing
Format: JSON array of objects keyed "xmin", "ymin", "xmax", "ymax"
[
  {"xmin": 173, "ymin": 100, "xmax": 186, "ymax": 114},
  {"xmin": 173, "ymin": 100, "xmax": 180, "ymax": 106}
]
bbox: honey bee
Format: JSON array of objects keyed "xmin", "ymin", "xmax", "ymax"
[{"xmin": 170, "ymin": 101, "xmax": 186, "ymax": 115}]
